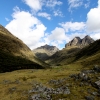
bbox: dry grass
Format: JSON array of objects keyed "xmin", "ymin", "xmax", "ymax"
[{"xmin": 0, "ymin": 64, "xmax": 81, "ymax": 100}]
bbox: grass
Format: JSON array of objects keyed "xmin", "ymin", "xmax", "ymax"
[
  {"xmin": 0, "ymin": 49, "xmax": 45, "ymax": 72},
  {"xmin": 1, "ymin": 64, "xmax": 100, "ymax": 100},
  {"xmin": 46, "ymin": 39, "xmax": 100, "ymax": 68},
  {"xmin": 0, "ymin": 25, "xmax": 49, "ymax": 72},
  {"xmin": 0, "ymin": 64, "xmax": 80, "ymax": 100}
]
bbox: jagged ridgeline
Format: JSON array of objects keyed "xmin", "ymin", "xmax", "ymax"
[
  {"xmin": 65, "ymin": 35, "xmax": 94, "ymax": 48},
  {"xmin": 0, "ymin": 24, "xmax": 48, "ymax": 72}
]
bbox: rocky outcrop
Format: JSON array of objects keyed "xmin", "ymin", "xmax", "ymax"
[
  {"xmin": 65, "ymin": 35, "xmax": 94, "ymax": 48},
  {"xmin": 33, "ymin": 44, "xmax": 59, "ymax": 61}
]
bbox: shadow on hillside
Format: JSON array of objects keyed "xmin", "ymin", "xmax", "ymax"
[{"xmin": 35, "ymin": 53, "xmax": 49, "ymax": 61}]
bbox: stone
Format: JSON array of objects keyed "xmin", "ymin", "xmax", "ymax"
[
  {"xmin": 93, "ymin": 65, "xmax": 100, "ymax": 72},
  {"xmin": 65, "ymin": 35, "xmax": 94, "ymax": 48},
  {"xmin": 85, "ymin": 96, "xmax": 94, "ymax": 100},
  {"xmin": 94, "ymin": 80, "xmax": 100, "ymax": 89}
]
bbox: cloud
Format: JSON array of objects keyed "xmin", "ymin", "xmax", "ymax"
[
  {"xmin": 43, "ymin": 27, "xmax": 67, "ymax": 49},
  {"xmin": 22, "ymin": 0, "xmax": 63, "ymax": 12},
  {"xmin": 68, "ymin": 0, "xmax": 90, "ymax": 12},
  {"xmin": 22, "ymin": 0, "xmax": 44, "ymax": 12},
  {"xmin": 53, "ymin": 9, "xmax": 63, "ymax": 17},
  {"xmin": 84, "ymin": 0, "xmax": 90, "ymax": 9},
  {"xmin": 5, "ymin": 18, "xmax": 10, "ymax": 21},
  {"xmin": 98, "ymin": 0, "xmax": 100, "ymax": 7},
  {"xmin": 86, "ymin": 0, "xmax": 100, "ymax": 32},
  {"xmin": 59, "ymin": 22, "xmax": 86, "ymax": 32},
  {"xmin": 68, "ymin": 0, "xmax": 83, "ymax": 12},
  {"xmin": 46, "ymin": 0, "xmax": 63, "ymax": 8},
  {"xmin": 48, "ymin": 27, "xmax": 66, "ymax": 41},
  {"xmin": 90, "ymin": 33, "xmax": 100, "ymax": 40},
  {"xmin": 38, "ymin": 12, "xmax": 51, "ymax": 20},
  {"xmin": 5, "ymin": 6, "xmax": 47, "ymax": 49}
]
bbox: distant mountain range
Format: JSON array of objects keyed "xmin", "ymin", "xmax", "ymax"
[
  {"xmin": 33, "ymin": 35, "xmax": 94, "ymax": 62},
  {"xmin": 65, "ymin": 35, "xmax": 94, "ymax": 48},
  {"xmin": 0, "ymin": 24, "xmax": 48, "ymax": 72},
  {"xmin": 0, "ymin": 23, "xmax": 99, "ymax": 73},
  {"xmin": 33, "ymin": 44, "xmax": 59, "ymax": 61}
]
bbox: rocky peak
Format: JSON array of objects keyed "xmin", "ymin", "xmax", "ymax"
[
  {"xmin": 33, "ymin": 44, "xmax": 59, "ymax": 61},
  {"xmin": 37, "ymin": 44, "xmax": 59, "ymax": 51},
  {"xmin": 65, "ymin": 35, "xmax": 94, "ymax": 48},
  {"xmin": 82, "ymin": 35, "xmax": 94, "ymax": 45},
  {"xmin": 71, "ymin": 37, "xmax": 81, "ymax": 46}
]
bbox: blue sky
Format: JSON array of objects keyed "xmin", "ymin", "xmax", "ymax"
[{"xmin": 0, "ymin": 0, "xmax": 100, "ymax": 49}]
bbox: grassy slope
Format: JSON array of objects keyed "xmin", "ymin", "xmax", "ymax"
[
  {"xmin": 74, "ymin": 39, "xmax": 100, "ymax": 67},
  {"xmin": 46, "ymin": 47, "xmax": 81, "ymax": 65},
  {"xmin": 0, "ymin": 25, "xmax": 48, "ymax": 72},
  {"xmin": 47, "ymin": 39, "xmax": 100, "ymax": 67},
  {"xmin": 0, "ymin": 49, "xmax": 44, "ymax": 72},
  {"xmin": 0, "ymin": 64, "xmax": 100, "ymax": 100}
]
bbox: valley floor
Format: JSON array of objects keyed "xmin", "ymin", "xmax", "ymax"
[{"xmin": 0, "ymin": 64, "xmax": 100, "ymax": 100}]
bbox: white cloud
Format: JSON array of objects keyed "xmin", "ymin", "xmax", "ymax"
[
  {"xmin": 53, "ymin": 9, "xmax": 63, "ymax": 17},
  {"xmin": 5, "ymin": 7, "xmax": 47, "ymax": 49},
  {"xmin": 98, "ymin": 0, "xmax": 100, "ymax": 7},
  {"xmin": 5, "ymin": 18, "xmax": 10, "ymax": 21},
  {"xmin": 86, "ymin": 0, "xmax": 100, "ymax": 32},
  {"xmin": 48, "ymin": 27, "xmax": 66, "ymax": 42},
  {"xmin": 84, "ymin": 0, "xmax": 90, "ymax": 9},
  {"xmin": 38, "ymin": 12, "xmax": 51, "ymax": 20},
  {"xmin": 46, "ymin": 0, "xmax": 63, "ymax": 8},
  {"xmin": 90, "ymin": 33, "xmax": 100, "ymax": 40},
  {"xmin": 68, "ymin": 0, "xmax": 90, "ymax": 12},
  {"xmin": 22, "ymin": 0, "xmax": 44, "ymax": 12},
  {"xmin": 68, "ymin": 0, "xmax": 83, "ymax": 12},
  {"xmin": 43, "ymin": 27, "xmax": 67, "ymax": 49},
  {"xmin": 59, "ymin": 22, "xmax": 86, "ymax": 32}
]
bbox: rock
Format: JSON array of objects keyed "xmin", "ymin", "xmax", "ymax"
[
  {"xmin": 49, "ymin": 79, "xmax": 66, "ymax": 85},
  {"xmin": 92, "ymin": 92, "xmax": 98, "ymax": 96},
  {"xmin": 82, "ymin": 35, "xmax": 94, "ymax": 46},
  {"xmin": 78, "ymin": 72, "xmax": 90, "ymax": 81},
  {"xmin": 65, "ymin": 35, "xmax": 94, "ymax": 48},
  {"xmin": 29, "ymin": 82, "xmax": 70, "ymax": 100},
  {"xmin": 82, "ymin": 70, "xmax": 95, "ymax": 74},
  {"xmin": 94, "ymin": 80, "xmax": 100, "ymax": 89},
  {"xmin": 85, "ymin": 96, "xmax": 94, "ymax": 100},
  {"xmin": 93, "ymin": 65, "xmax": 100, "ymax": 72}
]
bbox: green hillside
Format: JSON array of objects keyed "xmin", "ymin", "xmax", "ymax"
[
  {"xmin": 47, "ymin": 39, "xmax": 100, "ymax": 67},
  {"xmin": 0, "ymin": 25, "xmax": 48, "ymax": 72}
]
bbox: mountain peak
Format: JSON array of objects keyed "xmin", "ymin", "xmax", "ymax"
[
  {"xmin": 33, "ymin": 45, "xmax": 59, "ymax": 61},
  {"xmin": 65, "ymin": 35, "xmax": 94, "ymax": 48}
]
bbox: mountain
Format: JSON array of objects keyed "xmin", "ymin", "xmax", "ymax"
[
  {"xmin": 33, "ymin": 44, "xmax": 59, "ymax": 61},
  {"xmin": 65, "ymin": 35, "xmax": 94, "ymax": 48},
  {"xmin": 46, "ymin": 37, "xmax": 100, "ymax": 67},
  {"xmin": 0, "ymin": 24, "xmax": 48, "ymax": 72}
]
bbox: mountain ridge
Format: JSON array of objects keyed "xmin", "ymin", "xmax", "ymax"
[
  {"xmin": 46, "ymin": 36, "xmax": 99, "ymax": 66},
  {"xmin": 65, "ymin": 35, "xmax": 94, "ymax": 48}
]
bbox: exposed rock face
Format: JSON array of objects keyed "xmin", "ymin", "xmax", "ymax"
[
  {"xmin": 33, "ymin": 44, "xmax": 59, "ymax": 60},
  {"xmin": 65, "ymin": 35, "xmax": 94, "ymax": 48}
]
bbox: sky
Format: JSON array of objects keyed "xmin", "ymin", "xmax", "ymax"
[{"xmin": 0, "ymin": 0, "xmax": 100, "ymax": 50}]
